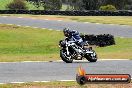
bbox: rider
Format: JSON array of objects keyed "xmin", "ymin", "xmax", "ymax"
[{"xmin": 63, "ymin": 28, "xmax": 84, "ymax": 47}]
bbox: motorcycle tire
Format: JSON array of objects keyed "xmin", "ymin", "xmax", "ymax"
[
  {"xmin": 60, "ymin": 49, "xmax": 73, "ymax": 63},
  {"xmin": 85, "ymin": 50, "xmax": 97, "ymax": 62}
]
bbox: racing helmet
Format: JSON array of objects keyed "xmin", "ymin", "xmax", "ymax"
[{"xmin": 63, "ymin": 28, "xmax": 70, "ymax": 37}]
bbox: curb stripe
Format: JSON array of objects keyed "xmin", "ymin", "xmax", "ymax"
[
  {"xmin": 7, "ymin": 24, "xmax": 13, "ymax": 25},
  {"xmin": 17, "ymin": 25, "xmax": 22, "ymax": 26},
  {"xmin": 10, "ymin": 82, "xmax": 25, "ymax": 84},
  {"xmin": 0, "ymin": 83, "xmax": 5, "ymax": 84},
  {"xmin": 33, "ymin": 27, "xmax": 39, "ymax": 29},
  {"xmin": 0, "ymin": 80, "xmax": 75, "ymax": 84},
  {"xmin": 59, "ymin": 80, "xmax": 75, "ymax": 82},
  {"xmin": 84, "ymin": 22, "xmax": 89, "ymax": 24},
  {"xmin": 22, "ymin": 61, "xmax": 49, "ymax": 63},
  {"xmin": 2, "ymin": 16, "xmax": 8, "ymax": 17},
  {"xmin": 0, "ymin": 61, "xmax": 51, "ymax": 63},
  {"xmin": 58, "ymin": 20, "xmax": 62, "ymax": 21},
  {"xmin": 25, "ymin": 26, "xmax": 30, "ymax": 27},
  {"xmin": 42, "ymin": 28, "xmax": 46, "ymax": 29},
  {"xmin": 39, "ymin": 81, "xmax": 50, "ymax": 82},
  {"xmin": 0, "ymin": 78, "xmax": 131, "ymax": 84},
  {"xmin": 48, "ymin": 29, "xmax": 53, "ymax": 30},
  {"xmin": 0, "ymin": 59, "xmax": 130, "ymax": 63},
  {"xmin": 56, "ymin": 59, "xmax": 130, "ymax": 62},
  {"xmin": 95, "ymin": 23, "xmax": 100, "ymax": 24},
  {"xmin": 18, "ymin": 17, "xmax": 23, "ymax": 18}
]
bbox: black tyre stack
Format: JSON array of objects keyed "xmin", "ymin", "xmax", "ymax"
[
  {"xmin": 0, "ymin": 10, "xmax": 132, "ymax": 16},
  {"xmin": 80, "ymin": 34, "xmax": 115, "ymax": 47}
]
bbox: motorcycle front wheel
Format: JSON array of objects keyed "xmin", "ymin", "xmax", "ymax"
[{"xmin": 60, "ymin": 49, "xmax": 73, "ymax": 63}]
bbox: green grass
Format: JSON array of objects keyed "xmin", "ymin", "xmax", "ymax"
[
  {"xmin": 0, "ymin": 81, "xmax": 131, "ymax": 88},
  {"xmin": 0, "ymin": 0, "xmax": 66, "ymax": 10},
  {"xmin": 0, "ymin": 24, "xmax": 131, "ymax": 62},
  {"xmin": 0, "ymin": 24, "xmax": 63, "ymax": 62},
  {"xmin": 69, "ymin": 16, "xmax": 132, "ymax": 26},
  {"xmin": 0, "ymin": 82, "xmax": 77, "ymax": 88},
  {"xmin": 96, "ymin": 38, "xmax": 132, "ymax": 59},
  {"xmin": 0, "ymin": 25, "xmax": 63, "ymax": 54}
]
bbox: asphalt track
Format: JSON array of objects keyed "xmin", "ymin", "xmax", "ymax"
[
  {"xmin": 0, "ymin": 16, "xmax": 132, "ymax": 83},
  {"xmin": 0, "ymin": 60, "xmax": 132, "ymax": 83},
  {"xmin": 0, "ymin": 16, "xmax": 132, "ymax": 38}
]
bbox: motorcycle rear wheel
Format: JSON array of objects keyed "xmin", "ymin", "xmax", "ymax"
[{"xmin": 85, "ymin": 50, "xmax": 97, "ymax": 62}]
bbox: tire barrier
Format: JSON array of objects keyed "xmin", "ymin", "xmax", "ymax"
[
  {"xmin": 0, "ymin": 10, "xmax": 132, "ymax": 16},
  {"xmin": 80, "ymin": 34, "xmax": 115, "ymax": 47}
]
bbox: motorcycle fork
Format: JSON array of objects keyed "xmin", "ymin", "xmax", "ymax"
[{"xmin": 66, "ymin": 46, "xmax": 70, "ymax": 56}]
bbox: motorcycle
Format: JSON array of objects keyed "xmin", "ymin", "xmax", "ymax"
[{"xmin": 59, "ymin": 38, "xmax": 97, "ymax": 63}]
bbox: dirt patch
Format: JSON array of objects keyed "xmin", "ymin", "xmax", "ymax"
[
  {"xmin": 0, "ymin": 24, "xmax": 20, "ymax": 30},
  {"xmin": 19, "ymin": 83, "xmax": 132, "ymax": 88}
]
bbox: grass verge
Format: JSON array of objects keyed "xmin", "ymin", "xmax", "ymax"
[
  {"xmin": 1, "ymin": 15, "xmax": 132, "ymax": 26},
  {"xmin": 0, "ymin": 24, "xmax": 131, "ymax": 62},
  {"xmin": 0, "ymin": 81, "xmax": 132, "ymax": 88},
  {"xmin": 0, "ymin": 24, "xmax": 63, "ymax": 62},
  {"xmin": 96, "ymin": 37, "xmax": 132, "ymax": 59},
  {"xmin": 69, "ymin": 16, "xmax": 132, "ymax": 26}
]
